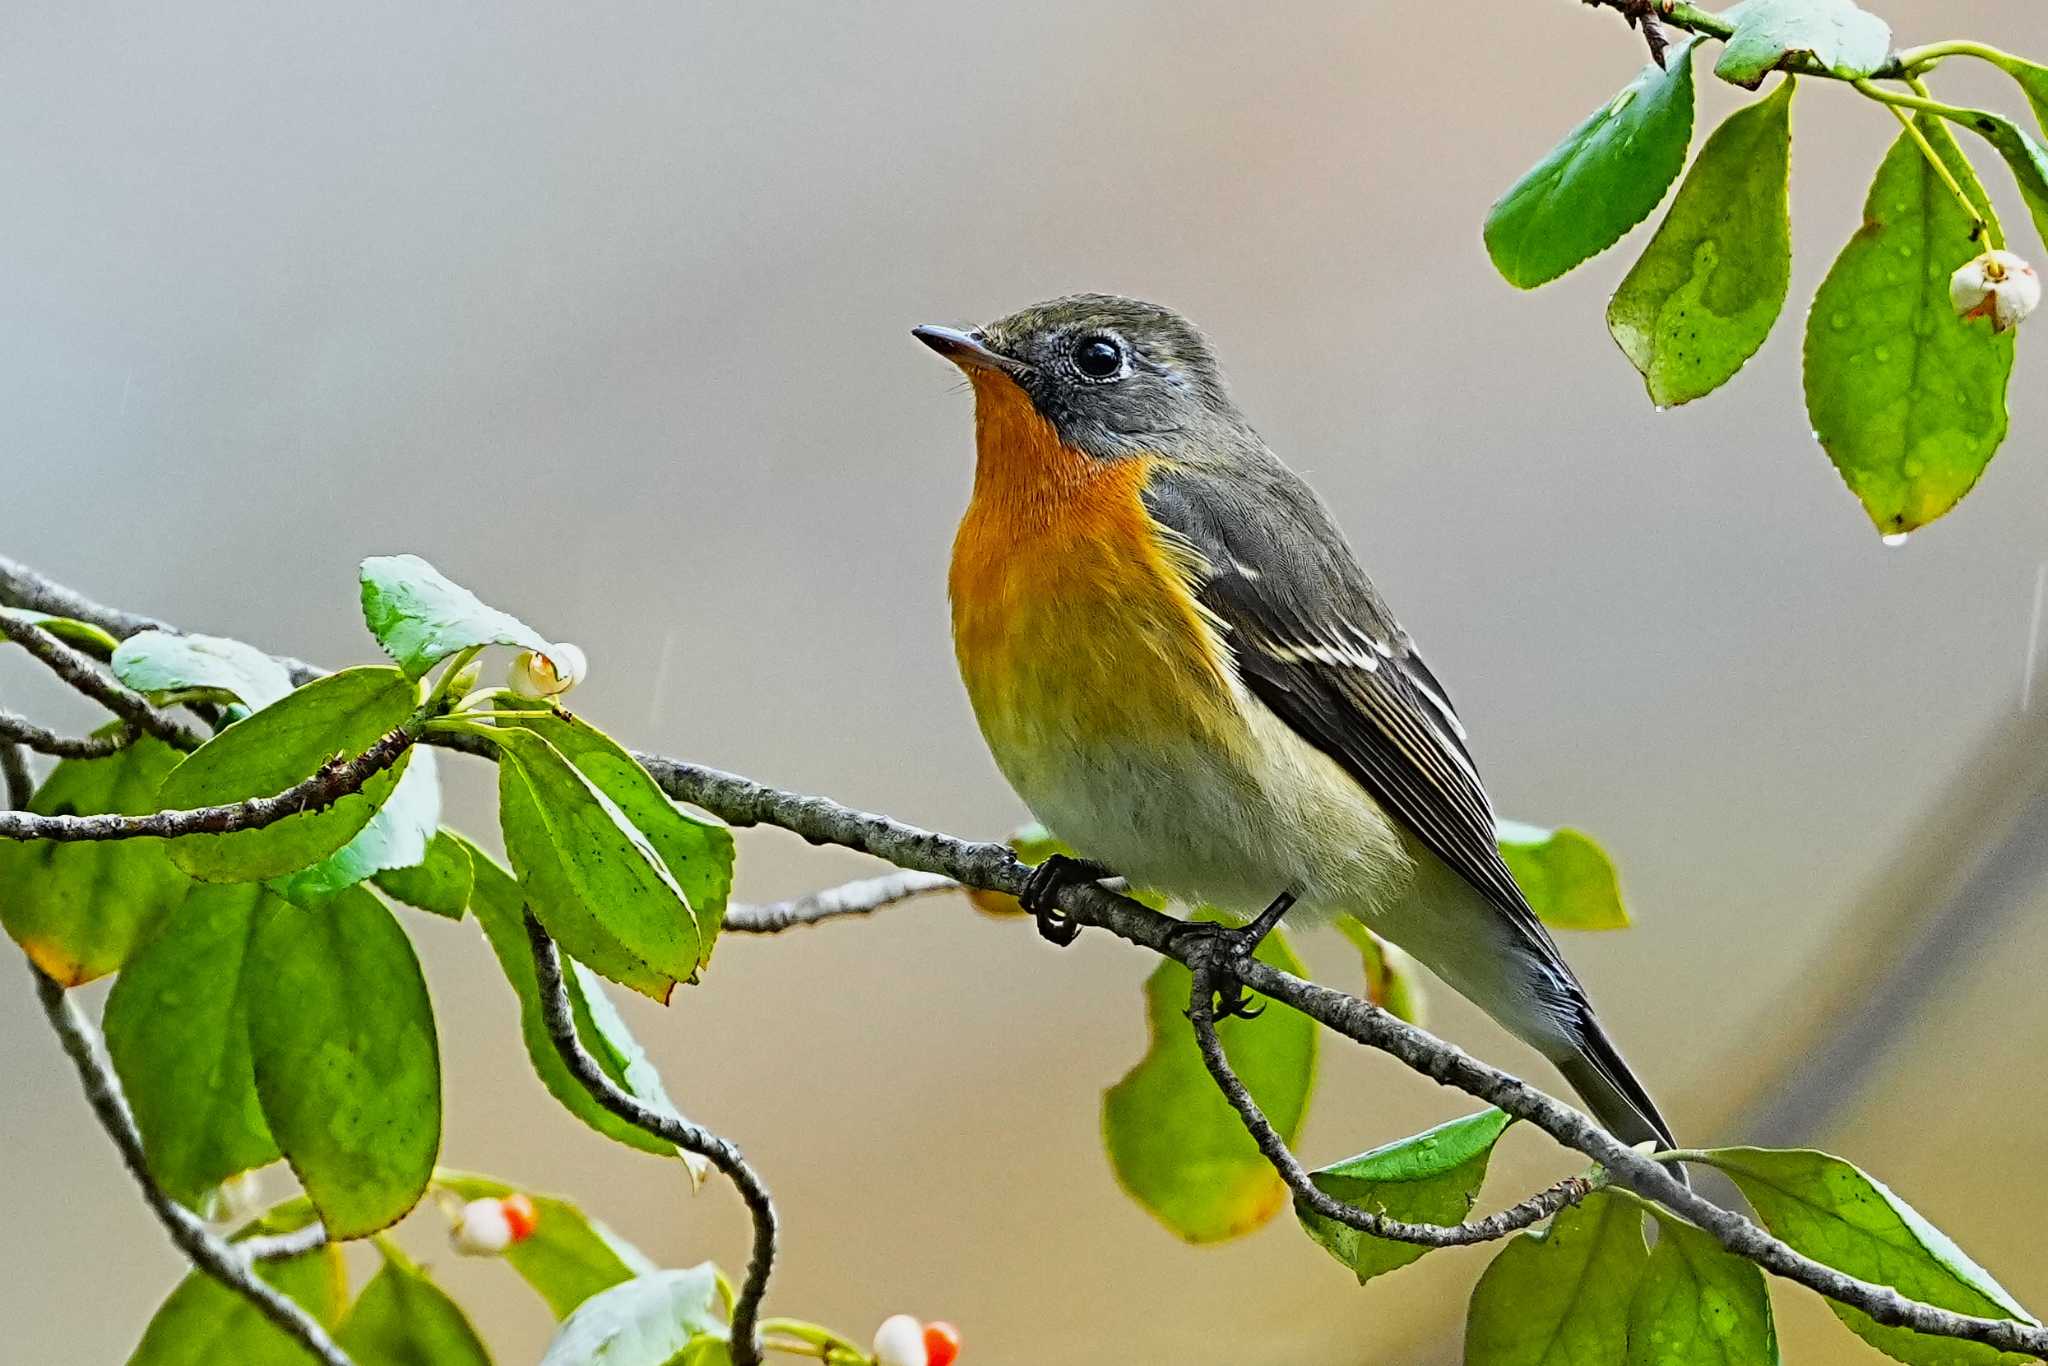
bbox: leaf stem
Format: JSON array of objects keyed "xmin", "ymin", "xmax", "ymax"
[
  {"xmin": 421, "ymin": 645, "xmax": 485, "ymax": 715},
  {"xmin": 1894, "ymin": 39, "xmax": 2027, "ymax": 75},
  {"xmin": 1855, "ymin": 80, "xmax": 2001, "ymax": 250}
]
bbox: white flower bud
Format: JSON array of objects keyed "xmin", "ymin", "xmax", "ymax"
[
  {"xmin": 507, "ymin": 642, "xmax": 588, "ymax": 698},
  {"xmin": 872, "ymin": 1314, "xmax": 929, "ymax": 1366},
  {"xmin": 210, "ymin": 1168, "xmax": 266, "ymax": 1225},
  {"xmin": 1950, "ymin": 250, "xmax": 2040, "ymax": 332},
  {"xmin": 449, "ymin": 1197, "xmax": 515, "ymax": 1255}
]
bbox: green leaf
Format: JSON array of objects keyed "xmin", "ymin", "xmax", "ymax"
[
  {"xmin": 0, "ymin": 731, "xmax": 191, "ymax": 984},
  {"xmin": 1297, "ymin": 1108, "xmax": 1511, "ymax": 1283},
  {"xmin": 270, "ymin": 747, "xmax": 442, "ymax": 908},
  {"xmin": 157, "ymin": 666, "xmax": 418, "ymax": 883},
  {"xmin": 111, "ymin": 631, "xmax": 295, "ymax": 712},
  {"xmin": 568, "ymin": 959, "xmax": 711, "ymax": 1184},
  {"xmin": 374, "ymin": 828, "xmax": 475, "ymax": 920},
  {"xmin": 1981, "ymin": 55, "xmax": 2048, "ymax": 141},
  {"xmin": 1465, "ymin": 1192, "xmax": 1649, "ymax": 1366},
  {"xmin": 538, "ymin": 1265, "xmax": 727, "ymax": 1366},
  {"xmin": 1484, "ymin": 40, "xmax": 1697, "ymax": 289},
  {"xmin": 336, "ymin": 1250, "xmax": 492, "ymax": 1366},
  {"xmin": 1702, "ymin": 1147, "xmax": 2038, "ymax": 1364},
  {"xmin": 0, "ymin": 608, "xmax": 122, "ymax": 655},
  {"xmin": 1607, "ymin": 79, "xmax": 1795, "ymax": 406},
  {"xmin": 436, "ymin": 1172, "xmax": 659, "ymax": 1318},
  {"xmin": 360, "ymin": 554, "xmax": 552, "ymax": 680},
  {"xmin": 128, "ymin": 1244, "xmax": 348, "ymax": 1366},
  {"xmin": 463, "ymin": 840, "xmax": 678, "ymax": 1160},
  {"xmin": 1628, "ymin": 1214, "xmax": 1781, "ymax": 1366},
  {"xmin": 246, "ymin": 887, "xmax": 441, "ymax": 1238},
  {"xmin": 1102, "ymin": 918, "xmax": 1316, "ymax": 1243},
  {"xmin": 495, "ymin": 707, "xmax": 730, "ymax": 973},
  {"xmin": 1804, "ymin": 119, "xmax": 2013, "ymax": 535},
  {"xmin": 104, "ymin": 883, "xmax": 280, "ymax": 1208},
  {"xmin": 495, "ymin": 727, "xmax": 697, "ymax": 1003},
  {"xmin": 1496, "ymin": 821, "xmax": 1630, "ymax": 930},
  {"xmin": 1940, "ymin": 108, "xmax": 2048, "ymax": 253},
  {"xmin": 1332, "ymin": 918, "xmax": 1426, "ymax": 1025},
  {"xmin": 1715, "ymin": 0, "xmax": 1891, "ymax": 87}
]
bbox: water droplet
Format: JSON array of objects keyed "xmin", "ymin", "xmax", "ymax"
[
  {"xmin": 1903, "ymin": 458, "xmax": 1925, "ymax": 477},
  {"xmin": 1898, "ymin": 244, "xmax": 1915, "ymax": 259},
  {"xmin": 1874, "ymin": 345, "xmax": 1891, "ymax": 362},
  {"xmin": 1652, "ymin": 405, "xmax": 1667, "ymax": 414},
  {"xmin": 1830, "ymin": 312, "xmax": 1850, "ymax": 331},
  {"xmin": 1883, "ymin": 531, "xmax": 1911, "ymax": 548}
]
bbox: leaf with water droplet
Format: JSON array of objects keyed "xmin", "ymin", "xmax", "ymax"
[
  {"xmin": 1627, "ymin": 1214, "xmax": 1780, "ymax": 1365},
  {"xmin": 1484, "ymin": 40, "xmax": 1698, "ymax": 289},
  {"xmin": 1804, "ymin": 117, "xmax": 2013, "ymax": 535},
  {"xmin": 1608, "ymin": 78, "xmax": 1795, "ymax": 406}
]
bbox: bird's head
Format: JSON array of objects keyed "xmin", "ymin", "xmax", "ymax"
[{"xmin": 914, "ymin": 293, "xmax": 1250, "ymax": 462}]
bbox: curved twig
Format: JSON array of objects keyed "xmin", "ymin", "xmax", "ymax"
[
  {"xmin": 0, "ymin": 613, "xmax": 206, "ymax": 750},
  {"xmin": 721, "ymin": 869, "xmax": 958, "ymax": 933},
  {"xmin": 1183, "ymin": 950, "xmax": 1598, "ymax": 1246},
  {"xmin": 524, "ymin": 913, "xmax": 777, "ymax": 1366},
  {"xmin": 26, "ymin": 963, "xmax": 352, "ymax": 1366},
  {"xmin": 0, "ymin": 724, "xmax": 417, "ymax": 843}
]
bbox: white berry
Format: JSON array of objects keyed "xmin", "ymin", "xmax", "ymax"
[
  {"xmin": 449, "ymin": 1197, "xmax": 515, "ymax": 1255},
  {"xmin": 508, "ymin": 643, "xmax": 588, "ymax": 698},
  {"xmin": 1950, "ymin": 250, "xmax": 2040, "ymax": 332},
  {"xmin": 872, "ymin": 1314, "xmax": 928, "ymax": 1366}
]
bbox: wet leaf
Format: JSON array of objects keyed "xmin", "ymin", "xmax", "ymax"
[
  {"xmin": 336, "ymin": 1248, "xmax": 492, "ymax": 1366},
  {"xmin": 360, "ymin": 554, "xmax": 552, "ymax": 680},
  {"xmin": 1715, "ymin": 0, "xmax": 1890, "ymax": 87},
  {"xmin": 1804, "ymin": 118, "xmax": 2012, "ymax": 535},
  {"xmin": 1607, "ymin": 79, "xmax": 1795, "ymax": 406},
  {"xmin": 246, "ymin": 887, "xmax": 441, "ymax": 1238},
  {"xmin": 157, "ymin": 666, "xmax": 417, "ymax": 882},
  {"xmin": 1496, "ymin": 821, "xmax": 1630, "ymax": 930},
  {"xmin": 271, "ymin": 746, "xmax": 441, "ymax": 908},
  {"xmin": 111, "ymin": 631, "xmax": 294, "ymax": 712},
  {"xmin": 1702, "ymin": 1147, "xmax": 2038, "ymax": 1364},
  {"xmin": 1484, "ymin": 41, "xmax": 1697, "ymax": 288},
  {"xmin": 1628, "ymin": 1214, "xmax": 1781, "ymax": 1366},
  {"xmin": 1465, "ymin": 1192, "xmax": 1649, "ymax": 1366},
  {"xmin": 1297, "ymin": 1108, "xmax": 1511, "ymax": 1283},
  {"xmin": 1102, "ymin": 918, "xmax": 1316, "ymax": 1243},
  {"xmin": 104, "ymin": 883, "xmax": 280, "ymax": 1208},
  {"xmin": 374, "ymin": 828, "xmax": 475, "ymax": 920},
  {"xmin": 437, "ymin": 1172, "xmax": 659, "ymax": 1318},
  {"xmin": 0, "ymin": 731, "xmax": 190, "ymax": 984}
]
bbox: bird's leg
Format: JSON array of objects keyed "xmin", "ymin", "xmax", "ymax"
[
  {"xmin": 1017, "ymin": 853, "xmax": 1111, "ymax": 947},
  {"xmin": 1171, "ymin": 890, "xmax": 1297, "ymax": 1021}
]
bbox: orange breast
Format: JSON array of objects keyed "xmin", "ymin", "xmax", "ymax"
[{"xmin": 947, "ymin": 372, "xmax": 1238, "ymax": 780}]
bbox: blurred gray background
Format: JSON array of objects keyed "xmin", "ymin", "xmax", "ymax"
[{"xmin": 3, "ymin": 2, "xmax": 2044, "ymax": 1362}]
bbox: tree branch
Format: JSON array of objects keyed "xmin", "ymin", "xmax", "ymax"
[
  {"xmin": 0, "ymin": 710, "xmax": 137, "ymax": 759},
  {"xmin": 721, "ymin": 869, "xmax": 958, "ymax": 933},
  {"xmin": 524, "ymin": 912, "xmax": 777, "ymax": 1366},
  {"xmin": 25, "ymin": 961, "xmax": 352, "ymax": 1366},
  {"xmin": 1183, "ymin": 950, "xmax": 1597, "ymax": 1246},
  {"xmin": 1, "ymin": 737, "xmax": 31, "ymax": 810},
  {"xmin": 1582, "ymin": 0, "xmax": 1910, "ymax": 80},
  {"xmin": 0, "ymin": 612, "xmax": 207, "ymax": 750},
  {"xmin": 634, "ymin": 753, "xmax": 2048, "ymax": 1359},
  {"xmin": 0, "ymin": 723, "xmax": 418, "ymax": 843}
]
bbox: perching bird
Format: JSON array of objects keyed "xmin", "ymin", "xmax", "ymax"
[{"xmin": 915, "ymin": 293, "xmax": 1678, "ymax": 1155}]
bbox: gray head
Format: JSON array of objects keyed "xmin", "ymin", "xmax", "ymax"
[{"xmin": 913, "ymin": 293, "xmax": 1255, "ymax": 460}]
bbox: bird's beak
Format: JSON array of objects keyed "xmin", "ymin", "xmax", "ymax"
[{"xmin": 912, "ymin": 324, "xmax": 1027, "ymax": 375}]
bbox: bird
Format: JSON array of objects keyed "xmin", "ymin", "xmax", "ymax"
[{"xmin": 914, "ymin": 292, "xmax": 1679, "ymax": 1156}]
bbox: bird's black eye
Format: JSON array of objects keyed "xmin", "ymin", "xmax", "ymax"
[{"xmin": 1072, "ymin": 335, "xmax": 1124, "ymax": 379}]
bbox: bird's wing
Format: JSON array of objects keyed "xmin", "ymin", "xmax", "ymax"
[{"xmin": 1138, "ymin": 458, "xmax": 1574, "ymax": 996}]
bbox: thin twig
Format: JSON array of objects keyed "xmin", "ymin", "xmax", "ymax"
[
  {"xmin": 1183, "ymin": 950, "xmax": 1597, "ymax": 1246},
  {"xmin": 0, "ymin": 723, "xmax": 417, "ymax": 843},
  {"xmin": 524, "ymin": 913, "xmax": 776, "ymax": 1366},
  {"xmin": 234, "ymin": 1223, "xmax": 333, "ymax": 1265},
  {"xmin": 0, "ymin": 710, "xmax": 138, "ymax": 759},
  {"xmin": 722, "ymin": 870, "xmax": 958, "ymax": 933},
  {"xmin": 634, "ymin": 754, "xmax": 2048, "ymax": 1359},
  {"xmin": 0, "ymin": 613, "xmax": 206, "ymax": 750},
  {"xmin": 26, "ymin": 963, "xmax": 352, "ymax": 1366}
]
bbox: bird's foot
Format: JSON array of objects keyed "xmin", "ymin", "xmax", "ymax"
[
  {"xmin": 1017, "ymin": 853, "xmax": 1112, "ymax": 947},
  {"xmin": 1171, "ymin": 890, "xmax": 1297, "ymax": 1021}
]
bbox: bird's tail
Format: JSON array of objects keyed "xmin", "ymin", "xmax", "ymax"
[{"xmin": 1552, "ymin": 1013, "xmax": 1689, "ymax": 1188}]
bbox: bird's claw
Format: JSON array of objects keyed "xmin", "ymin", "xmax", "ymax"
[
  {"xmin": 1018, "ymin": 853, "xmax": 1110, "ymax": 948},
  {"xmin": 1171, "ymin": 890, "xmax": 1298, "ymax": 1022}
]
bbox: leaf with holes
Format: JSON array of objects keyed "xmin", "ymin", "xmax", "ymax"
[
  {"xmin": 1804, "ymin": 118, "xmax": 2012, "ymax": 535},
  {"xmin": 0, "ymin": 731, "xmax": 190, "ymax": 984},
  {"xmin": 1298, "ymin": 1108, "xmax": 1512, "ymax": 1284},
  {"xmin": 1607, "ymin": 79, "xmax": 1795, "ymax": 406},
  {"xmin": 1103, "ymin": 917, "xmax": 1316, "ymax": 1244},
  {"xmin": 360, "ymin": 554, "xmax": 553, "ymax": 680},
  {"xmin": 1484, "ymin": 40, "xmax": 1697, "ymax": 288}
]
